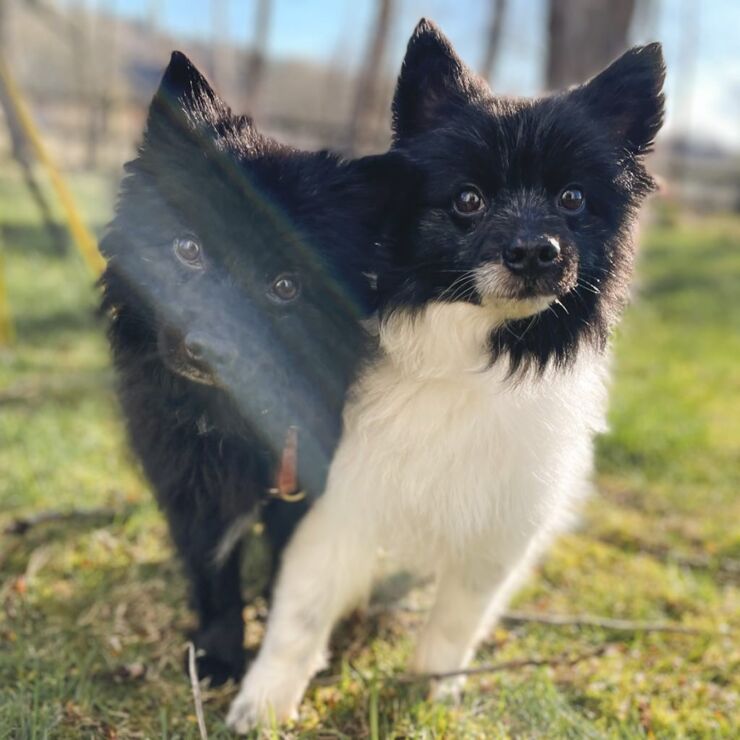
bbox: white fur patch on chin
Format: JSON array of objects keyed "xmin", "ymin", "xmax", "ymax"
[
  {"xmin": 482, "ymin": 294, "xmax": 556, "ymax": 321},
  {"xmin": 474, "ymin": 264, "xmax": 556, "ymax": 320}
]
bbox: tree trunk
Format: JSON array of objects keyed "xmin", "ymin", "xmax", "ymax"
[
  {"xmin": 244, "ymin": 0, "xmax": 272, "ymax": 114},
  {"xmin": 209, "ymin": 0, "xmax": 228, "ymax": 88},
  {"xmin": 480, "ymin": 0, "xmax": 508, "ymax": 83},
  {"xmin": 546, "ymin": 0, "xmax": 637, "ymax": 90},
  {"xmin": 0, "ymin": 0, "xmax": 28, "ymax": 163},
  {"xmin": 346, "ymin": 0, "xmax": 394, "ymax": 153},
  {"xmin": 0, "ymin": 1, "xmax": 67, "ymax": 254}
]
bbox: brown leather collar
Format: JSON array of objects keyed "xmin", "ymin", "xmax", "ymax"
[{"xmin": 269, "ymin": 426, "xmax": 306, "ymax": 502}]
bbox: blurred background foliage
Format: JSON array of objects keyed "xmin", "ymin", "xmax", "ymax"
[{"xmin": 1, "ymin": 0, "xmax": 738, "ymax": 206}]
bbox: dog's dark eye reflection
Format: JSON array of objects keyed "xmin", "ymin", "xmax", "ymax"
[
  {"xmin": 557, "ymin": 186, "xmax": 586, "ymax": 214},
  {"xmin": 173, "ymin": 236, "xmax": 202, "ymax": 267},
  {"xmin": 269, "ymin": 274, "xmax": 301, "ymax": 303},
  {"xmin": 453, "ymin": 186, "xmax": 485, "ymax": 216}
]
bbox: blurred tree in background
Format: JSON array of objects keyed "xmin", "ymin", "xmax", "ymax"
[
  {"xmin": 546, "ymin": 0, "xmax": 636, "ymax": 88},
  {"xmin": 0, "ymin": 0, "xmax": 737, "ymax": 211}
]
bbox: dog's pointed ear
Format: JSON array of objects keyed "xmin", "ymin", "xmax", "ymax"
[
  {"xmin": 392, "ymin": 19, "xmax": 485, "ymax": 141},
  {"xmin": 576, "ymin": 43, "xmax": 666, "ymax": 154},
  {"xmin": 144, "ymin": 51, "xmax": 230, "ymax": 149}
]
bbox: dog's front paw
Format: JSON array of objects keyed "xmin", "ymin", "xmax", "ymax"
[
  {"xmin": 225, "ymin": 693, "xmax": 266, "ymax": 735},
  {"xmin": 226, "ymin": 660, "xmax": 303, "ymax": 734},
  {"xmin": 427, "ymin": 675, "xmax": 464, "ymax": 704},
  {"xmin": 410, "ymin": 633, "xmax": 466, "ymax": 704},
  {"xmin": 188, "ymin": 648, "xmax": 246, "ymax": 687},
  {"xmin": 186, "ymin": 607, "xmax": 248, "ymax": 686}
]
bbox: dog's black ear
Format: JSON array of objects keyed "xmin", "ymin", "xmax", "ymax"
[
  {"xmin": 392, "ymin": 19, "xmax": 485, "ymax": 141},
  {"xmin": 576, "ymin": 43, "xmax": 666, "ymax": 154},
  {"xmin": 352, "ymin": 151, "xmax": 420, "ymax": 217},
  {"xmin": 143, "ymin": 51, "xmax": 231, "ymax": 150},
  {"xmin": 335, "ymin": 151, "xmax": 420, "ymax": 275}
]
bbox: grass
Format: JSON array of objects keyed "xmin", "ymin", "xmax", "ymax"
[{"xmin": 0, "ymin": 170, "xmax": 738, "ymax": 738}]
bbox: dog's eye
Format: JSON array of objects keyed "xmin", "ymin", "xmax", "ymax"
[
  {"xmin": 557, "ymin": 186, "xmax": 586, "ymax": 214},
  {"xmin": 453, "ymin": 186, "xmax": 485, "ymax": 217},
  {"xmin": 173, "ymin": 236, "xmax": 203, "ymax": 267},
  {"xmin": 269, "ymin": 274, "xmax": 301, "ymax": 303}
]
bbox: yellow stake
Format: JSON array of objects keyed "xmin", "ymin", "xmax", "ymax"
[
  {"xmin": 0, "ymin": 239, "xmax": 14, "ymax": 346},
  {"xmin": 0, "ymin": 56, "xmax": 105, "ymax": 276}
]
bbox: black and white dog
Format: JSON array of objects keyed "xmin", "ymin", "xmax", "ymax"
[
  {"xmin": 100, "ymin": 53, "xmax": 400, "ymax": 685},
  {"xmin": 227, "ymin": 20, "xmax": 665, "ymax": 731}
]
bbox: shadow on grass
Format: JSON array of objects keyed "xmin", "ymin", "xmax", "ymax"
[
  {"xmin": 2, "ymin": 223, "xmax": 107, "ymax": 257},
  {"xmin": 12, "ymin": 305, "xmax": 102, "ymax": 340},
  {"xmin": 0, "ymin": 517, "xmax": 623, "ymax": 737},
  {"xmin": 0, "ymin": 550, "xmax": 195, "ymax": 737},
  {"xmin": 3, "ymin": 528, "xmax": 308, "ymax": 735},
  {"xmin": 1, "ymin": 224, "xmax": 71, "ymax": 257},
  {"xmin": 0, "ymin": 369, "xmax": 114, "ymax": 409}
]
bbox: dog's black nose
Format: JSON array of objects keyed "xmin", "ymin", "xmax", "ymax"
[
  {"xmin": 184, "ymin": 333, "xmax": 236, "ymax": 367},
  {"xmin": 503, "ymin": 237, "xmax": 560, "ymax": 275}
]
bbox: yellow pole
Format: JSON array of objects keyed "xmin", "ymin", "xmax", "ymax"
[
  {"xmin": 0, "ymin": 238, "xmax": 14, "ymax": 346},
  {"xmin": 0, "ymin": 57, "xmax": 105, "ymax": 276}
]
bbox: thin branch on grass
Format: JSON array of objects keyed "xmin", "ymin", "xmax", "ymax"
[
  {"xmin": 593, "ymin": 534, "xmax": 740, "ymax": 577},
  {"xmin": 314, "ymin": 646, "xmax": 609, "ymax": 687},
  {"xmin": 367, "ymin": 601, "xmax": 729, "ymax": 637},
  {"xmin": 316, "ymin": 608, "xmax": 729, "ymax": 689},
  {"xmin": 187, "ymin": 642, "xmax": 209, "ymax": 740},
  {"xmin": 3, "ymin": 506, "xmax": 129, "ymax": 535},
  {"xmin": 501, "ymin": 611, "xmax": 729, "ymax": 636},
  {"xmin": 641, "ymin": 547, "xmax": 738, "ymax": 577},
  {"xmin": 669, "ymin": 553, "xmax": 740, "ymax": 576},
  {"xmin": 396, "ymin": 645, "xmax": 609, "ymax": 683}
]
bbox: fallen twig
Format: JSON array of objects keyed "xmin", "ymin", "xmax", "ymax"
[
  {"xmin": 187, "ymin": 642, "xmax": 209, "ymax": 740},
  {"xmin": 501, "ymin": 611, "xmax": 729, "ymax": 636},
  {"xmin": 366, "ymin": 601, "xmax": 728, "ymax": 637},
  {"xmin": 396, "ymin": 645, "xmax": 610, "ymax": 683},
  {"xmin": 3, "ymin": 506, "xmax": 128, "ymax": 535},
  {"xmin": 595, "ymin": 536, "xmax": 740, "ymax": 577},
  {"xmin": 669, "ymin": 553, "xmax": 740, "ymax": 576},
  {"xmin": 314, "ymin": 646, "xmax": 609, "ymax": 687}
]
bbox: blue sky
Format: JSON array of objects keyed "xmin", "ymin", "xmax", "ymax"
[{"xmin": 88, "ymin": 0, "xmax": 740, "ymax": 150}]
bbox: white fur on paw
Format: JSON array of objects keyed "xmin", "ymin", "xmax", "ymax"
[
  {"xmin": 225, "ymin": 694, "xmax": 261, "ymax": 735},
  {"xmin": 427, "ymin": 676, "xmax": 464, "ymax": 704},
  {"xmin": 226, "ymin": 663, "xmax": 302, "ymax": 734},
  {"xmin": 411, "ymin": 636, "xmax": 466, "ymax": 705}
]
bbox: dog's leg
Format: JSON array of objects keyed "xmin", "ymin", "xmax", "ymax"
[
  {"xmin": 166, "ymin": 503, "xmax": 247, "ymax": 686},
  {"xmin": 261, "ymin": 496, "xmax": 311, "ymax": 590},
  {"xmin": 226, "ymin": 496, "xmax": 374, "ymax": 732},
  {"xmin": 410, "ymin": 556, "xmax": 529, "ymax": 699}
]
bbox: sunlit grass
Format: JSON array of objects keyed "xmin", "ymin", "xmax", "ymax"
[{"xmin": 1, "ymin": 175, "xmax": 738, "ymax": 737}]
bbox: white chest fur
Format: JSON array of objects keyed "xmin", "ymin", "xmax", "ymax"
[
  {"xmin": 327, "ymin": 301, "xmax": 608, "ymax": 565},
  {"xmin": 227, "ymin": 301, "xmax": 611, "ymax": 732}
]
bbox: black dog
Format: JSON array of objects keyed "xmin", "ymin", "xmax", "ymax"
[{"xmin": 99, "ymin": 52, "xmax": 399, "ymax": 685}]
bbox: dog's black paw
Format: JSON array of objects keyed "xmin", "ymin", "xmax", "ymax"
[
  {"xmin": 186, "ymin": 646, "xmax": 246, "ymax": 686},
  {"xmin": 184, "ymin": 609, "xmax": 249, "ymax": 686}
]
